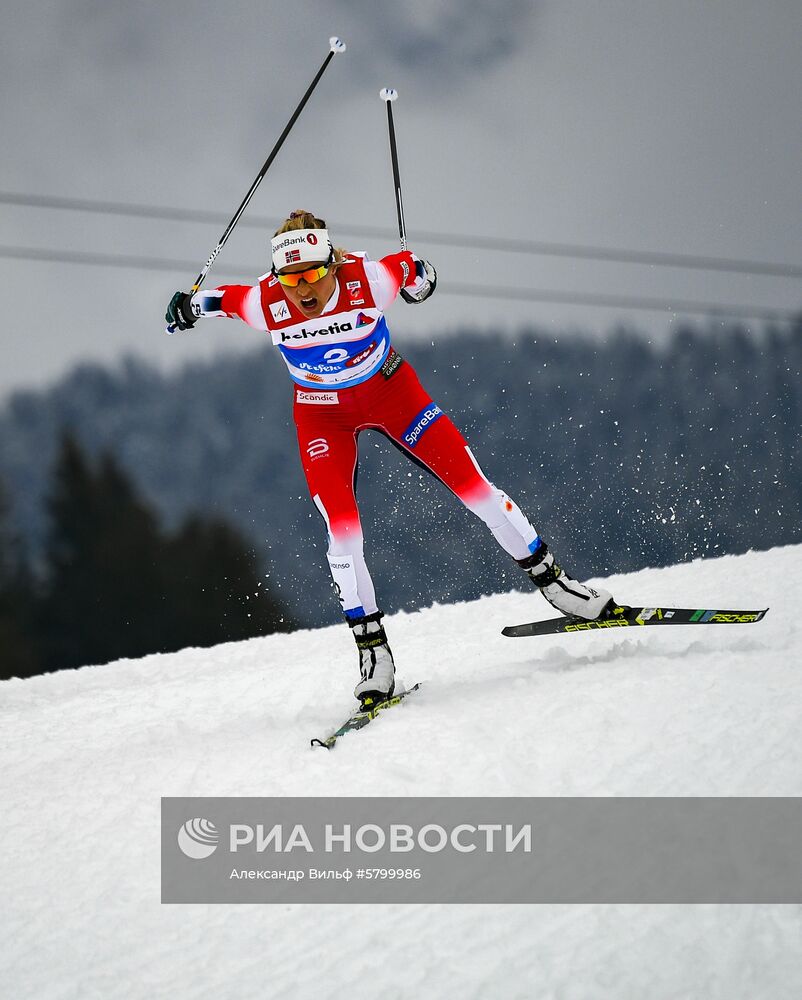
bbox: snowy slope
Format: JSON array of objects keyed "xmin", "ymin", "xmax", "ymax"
[{"xmin": 2, "ymin": 546, "xmax": 801, "ymax": 999}]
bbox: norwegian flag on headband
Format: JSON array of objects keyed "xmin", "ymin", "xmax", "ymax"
[{"xmin": 271, "ymin": 227, "xmax": 332, "ymax": 270}]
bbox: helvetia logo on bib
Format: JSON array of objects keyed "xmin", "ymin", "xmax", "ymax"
[{"xmin": 177, "ymin": 818, "xmax": 220, "ymax": 859}]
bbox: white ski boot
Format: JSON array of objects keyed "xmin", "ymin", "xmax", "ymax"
[
  {"xmin": 518, "ymin": 542, "xmax": 614, "ymax": 619},
  {"xmin": 350, "ymin": 611, "xmax": 396, "ymax": 707}
]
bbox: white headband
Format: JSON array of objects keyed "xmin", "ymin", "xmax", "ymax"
[{"xmin": 271, "ymin": 228, "xmax": 332, "ymax": 271}]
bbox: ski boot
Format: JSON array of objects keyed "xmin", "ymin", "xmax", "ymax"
[
  {"xmin": 350, "ymin": 611, "xmax": 396, "ymax": 708},
  {"xmin": 518, "ymin": 541, "xmax": 615, "ymax": 619}
]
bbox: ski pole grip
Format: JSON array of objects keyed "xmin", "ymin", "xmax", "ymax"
[
  {"xmin": 380, "ymin": 88, "xmax": 398, "ymax": 102},
  {"xmin": 329, "ymin": 37, "xmax": 346, "ymax": 53}
]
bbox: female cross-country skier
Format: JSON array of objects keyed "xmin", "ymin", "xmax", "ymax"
[{"xmin": 166, "ymin": 210, "xmax": 616, "ymax": 706}]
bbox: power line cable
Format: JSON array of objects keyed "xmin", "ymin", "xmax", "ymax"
[
  {"xmin": 2, "ymin": 190, "xmax": 801, "ymax": 280},
  {"xmin": 444, "ymin": 282, "xmax": 799, "ymax": 323},
  {"xmin": 0, "ymin": 244, "xmax": 797, "ymax": 324}
]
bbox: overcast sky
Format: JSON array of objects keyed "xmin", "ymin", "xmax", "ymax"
[{"xmin": 1, "ymin": 0, "xmax": 800, "ymax": 400}]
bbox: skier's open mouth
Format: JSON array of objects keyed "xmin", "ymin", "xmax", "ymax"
[{"xmin": 300, "ymin": 296, "xmax": 318, "ymax": 311}]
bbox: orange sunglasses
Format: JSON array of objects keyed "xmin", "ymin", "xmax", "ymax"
[{"xmin": 275, "ymin": 264, "xmax": 331, "ymax": 287}]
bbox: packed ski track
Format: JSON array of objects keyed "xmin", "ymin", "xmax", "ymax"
[{"xmin": 3, "ymin": 546, "xmax": 801, "ymax": 999}]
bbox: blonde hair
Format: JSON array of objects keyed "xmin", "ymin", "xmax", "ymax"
[{"xmin": 273, "ymin": 210, "xmax": 347, "ymax": 266}]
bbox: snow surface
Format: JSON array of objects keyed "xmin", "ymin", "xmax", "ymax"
[{"xmin": 2, "ymin": 545, "xmax": 801, "ymax": 999}]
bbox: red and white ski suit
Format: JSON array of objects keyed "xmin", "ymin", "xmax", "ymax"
[{"xmin": 192, "ymin": 251, "xmax": 541, "ymax": 619}]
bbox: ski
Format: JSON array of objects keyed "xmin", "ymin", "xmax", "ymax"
[
  {"xmin": 311, "ymin": 682, "xmax": 422, "ymax": 749},
  {"xmin": 502, "ymin": 605, "xmax": 769, "ymax": 638}
]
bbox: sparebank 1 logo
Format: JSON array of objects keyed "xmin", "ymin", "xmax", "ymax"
[{"xmin": 177, "ymin": 818, "xmax": 220, "ymax": 859}]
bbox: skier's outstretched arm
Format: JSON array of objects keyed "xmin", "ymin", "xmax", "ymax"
[{"xmin": 165, "ymin": 285, "xmax": 268, "ymax": 332}]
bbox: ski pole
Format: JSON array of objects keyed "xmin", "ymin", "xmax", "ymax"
[
  {"xmin": 379, "ymin": 88, "xmax": 407, "ymax": 252},
  {"xmin": 167, "ymin": 36, "xmax": 347, "ymax": 333}
]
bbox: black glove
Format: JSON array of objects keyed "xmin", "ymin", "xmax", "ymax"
[
  {"xmin": 400, "ymin": 259, "xmax": 437, "ymax": 304},
  {"xmin": 165, "ymin": 291, "xmax": 197, "ymax": 330}
]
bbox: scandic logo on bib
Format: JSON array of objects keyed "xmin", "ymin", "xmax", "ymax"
[{"xmin": 296, "ymin": 390, "xmax": 339, "ymax": 404}]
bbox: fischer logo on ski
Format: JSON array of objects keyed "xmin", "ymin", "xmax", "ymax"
[
  {"xmin": 502, "ymin": 606, "xmax": 769, "ymax": 638},
  {"xmin": 564, "ymin": 618, "xmax": 631, "ymax": 631},
  {"xmin": 311, "ymin": 683, "xmax": 422, "ymax": 750}
]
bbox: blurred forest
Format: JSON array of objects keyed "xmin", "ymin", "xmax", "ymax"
[
  {"xmin": 1, "ymin": 318, "xmax": 800, "ymax": 678},
  {"xmin": 0, "ymin": 435, "xmax": 295, "ymax": 679}
]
